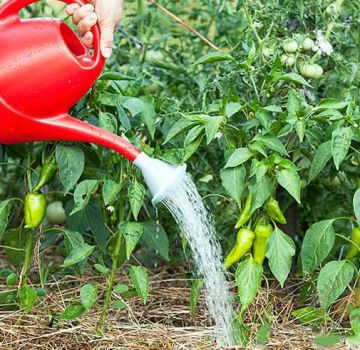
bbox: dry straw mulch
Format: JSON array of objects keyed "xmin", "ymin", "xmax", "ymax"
[{"xmin": 0, "ymin": 263, "xmax": 356, "ymax": 350}]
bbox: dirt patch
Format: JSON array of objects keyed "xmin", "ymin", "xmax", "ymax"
[{"xmin": 0, "ymin": 261, "xmax": 355, "ymax": 349}]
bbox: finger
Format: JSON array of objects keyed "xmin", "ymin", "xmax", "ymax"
[
  {"xmin": 65, "ymin": 3, "xmax": 80, "ymax": 16},
  {"xmin": 72, "ymin": 4, "xmax": 95, "ymax": 24},
  {"xmin": 77, "ymin": 13, "xmax": 97, "ymax": 36},
  {"xmin": 82, "ymin": 31, "xmax": 94, "ymax": 48},
  {"xmin": 99, "ymin": 21, "xmax": 115, "ymax": 58}
]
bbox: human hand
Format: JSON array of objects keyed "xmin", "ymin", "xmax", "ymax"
[{"xmin": 65, "ymin": 0, "xmax": 124, "ymax": 59}]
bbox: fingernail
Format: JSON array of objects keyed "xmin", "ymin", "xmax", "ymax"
[{"xmin": 102, "ymin": 47, "xmax": 112, "ymax": 58}]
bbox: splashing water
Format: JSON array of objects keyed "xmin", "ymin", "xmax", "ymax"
[{"xmin": 154, "ymin": 172, "xmax": 234, "ymax": 346}]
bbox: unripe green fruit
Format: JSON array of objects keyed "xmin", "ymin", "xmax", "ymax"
[
  {"xmin": 301, "ymin": 38, "xmax": 315, "ymax": 51},
  {"xmin": 286, "ymin": 55, "xmax": 296, "ymax": 67},
  {"xmin": 283, "ymin": 40, "xmax": 298, "ymax": 53},
  {"xmin": 299, "ymin": 63, "xmax": 323, "ymax": 79},
  {"xmin": 46, "ymin": 201, "xmax": 66, "ymax": 225}
]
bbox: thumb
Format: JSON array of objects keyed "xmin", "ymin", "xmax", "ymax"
[{"xmin": 100, "ymin": 21, "xmax": 115, "ymax": 59}]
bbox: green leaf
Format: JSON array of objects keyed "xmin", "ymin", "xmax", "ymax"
[
  {"xmin": 260, "ymin": 136, "xmax": 288, "ymax": 156},
  {"xmin": 225, "ymin": 102, "xmax": 242, "ymax": 118},
  {"xmin": 114, "ymin": 284, "xmax": 129, "ymax": 294},
  {"xmin": 220, "ymin": 166, "xmax": 246, "ymax": 208},
  {"xmin": 230, "ymin": 315, "xmax": 249, "ymax": 346},
  {"xmin": 113, "ymin": 300, "xmax": 126, "ymax": 309},
  {"xmin": 292, "ymin": 306, "xmax": 329, "ymax": 325},
  {"xmin": 309, "ymin": 141, "xmax": 332, "ymax": 182},
  {"xmin": 61, "ymin": 230, "xmax": 95, "ymax": 267},
  {"xmin": 19, "ymin": 286, "xmax": 37, "ymax": 313},
  {"xmin": 164, "ymin": 119, "xmax": 198, "ymax": 144},
  {"xmin": 317, "ymin": 98, "xmax": 349, "ymax": 110},
  {"xmin": 301, "ymin": 220, "xmax": 335, "ymax": 274},
  {"xmin": 6, "ymin": 273, "xmax": 19, "ymax": 287},
  {"xmin": 190, "ymin": 278, "xmax": 204, "ymax": 317},
  {"xmin": 276, "ymin": 169, "xmax": 301, "ymax": 203},
  {"xmin": 255, "ymin": 111, "xmax": 270, "ymax": 130},
  {"xmin": 142, "ymin": 221, "xmax": 169, "ymax": 261},
  {"xmin": 121, "ymin": 221, "xmax": 143, "ymax": 259},
  {"xmin": 67, "ymin": 198, "xmax": 110, "ymax": 249},
  {"xmin": 0, "ymin": 199, "xmax": 12, "ymax": 240},
  {"xmin": 250, "ymin": 159, "xmax": 268, "ymax": 182},
  {"xmin": 287, "ymin": 90, "xmax": 302, "ymax": 116},
  {"xmin": 184, "ymin": 125, "xmax": 205, "ymax": 146},
  {"xmin": 60, "ymin": 303, "xmax": 85, "ymax": 320},
  {"xmin": 249, "ymin": 175, "xmax": 272, "ymax": 213},
  {"xmin": 122, "ymin": 97, "xmax": 146, "ymax": 117},
  {"xmin": 128, "ymin": 180, "xmax": 145, "ymax": 220},
  {"xmin": 102, "ymin": 180, "xmax": 122, "ymax": 206},
  {"xmin": 235, "ymin": 256, "xmax": 263, "ymax": 311},
  {"xmin": 100, "ymin": 71, "xmax": 134, "ymax": 80},
  {"xmin": 71, "ymin": 180, "xmax": 98, "ymax": 215},
  {"xmin": 279, "ymin": 73, "xmax": 312, "ymax": 87},
  {"xmin": 183, "ymin": 135, "xmax": 204, "ymax": 161},
  {"xmin": 317, "ymin": 260, "xmax": 354, "ymax": 310},
  {"xmin": 331, "ymin": 127, "xmax": 352, "ymax": 169},
  {"xmin": 313, "ymin": 334, "xmax": 341, "ymax": 347},
  {"xmin": 192, "ymin": 52, "xmax": 234, "ymax": 66},
  {"xmin": 130, "ymin": 266, "xmax": 149, "ymax": 304},
  {"xmin": 350, "ymin": 306, "xmax": 360, "ymax": 336},
  {"xmin": 80, "ymin": 284, "xmax": 97, "ymax": 310},
  {"xmin": 94, "ymin": 263, "xmax": 108, "ymax": 275},
  {"xmin": 225, "ymin": 148, "xmax": 253, "ymax": 168},
  {"xmin": 99, "ymin": 111, "xmax": 118, "ymax": 134},
  {"xmin": 265, "ymin": 227, "xmax": 295, "ymax": 287},
  {"xmin": 354, "ymin": 189, "xmax": 360, "ymax": 227},
  {"xmin": 205, "ymin": 115, "xmax": 222, "ymax": 144},
  {"xmin": 295, "ymin": 120, "xmax": 306, "ymax": 143},
  {"xmin": 255, "ymin": 323, "xmax": 270, "ymax": 345},
  {"xmin": 56, "ymin": 145, "xmax": 85, "ymax": 194}
]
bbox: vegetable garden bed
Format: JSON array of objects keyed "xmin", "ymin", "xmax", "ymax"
[{"xmin": 0, "ymin": 252, "xmax": 354, "ymax": 349}]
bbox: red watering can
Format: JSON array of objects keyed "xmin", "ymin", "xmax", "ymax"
[
  {"xmin": 0, "ymin": 0, "xmax": 140, "ymax": 161},
  {"xmin": 0, "ymin": 0, "xmax": 186, "ymax": 202}
]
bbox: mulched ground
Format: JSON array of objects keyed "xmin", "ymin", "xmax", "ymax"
[{"xmin": 0, "ymin": 252, "xmax": 356, "ymax": 350}]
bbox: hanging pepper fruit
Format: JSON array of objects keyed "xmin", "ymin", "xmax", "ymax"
[
  {"xmin": 346, "ymin": 227, "xmax": 360, "ymax": 259},
  {"xmin": 33, "ymin": 158, "xmax": 57, "ymax": 193},
  {"xmin": 225, "ymin": 228, "xmax": 255, "ymax": 268},
  {"xmin": 253, "ymin": 218, "xmax": 273, "ymax": 265},
  {"xmin": 265, "ymin": 197, "xmax": 287, "ymax": 225},
  {"xmin": 24, "ymin": 193, "xmax": 46, "ymax": 229},
  {"xmin": 235, "ymin": 192, "xmax": 252, "ymax": 229}
]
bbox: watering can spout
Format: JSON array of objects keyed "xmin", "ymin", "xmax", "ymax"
[{"xmin": 134, "ymin": 152, "xmax": 187, "ymax": 204}]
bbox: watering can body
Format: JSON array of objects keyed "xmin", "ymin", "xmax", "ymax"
[{"xmin": 0, "ymin": 0, "xmax": 140, "ymax": 161}]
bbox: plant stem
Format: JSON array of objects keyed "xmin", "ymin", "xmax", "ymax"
[
  {"xmin": 325, "ymin": 0, "xmax": 344, "ymax": 41},
  {"xmin": 137, "ymin": 0, "xmax": 144, "ymax": 41},
  {"xmin": 97, "ymin": 183, "xmax": 125, "ymax": 334},
  {"xmin": 97, "ymin": 229, "xmax": 123, "ymax": 334},
  {"xmin": 20, "ymin": 229, "xmax": 34, "ymax": 289},
  {"xmin": 26, "ymin": 153, "xmax": 32, "ymax": 192},
  {"xmin": 242, "ymin": 0, "xmax": 262, "ymax": 46}
]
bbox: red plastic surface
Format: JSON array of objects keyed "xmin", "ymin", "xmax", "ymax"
[{"xmin": 0, "ymin": 0, "xmax": 141, "ymax": 162}]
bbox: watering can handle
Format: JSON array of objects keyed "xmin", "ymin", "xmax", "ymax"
[{"xmin": 0, "ymin": 0, "xmax": 102, "ymax": 64}]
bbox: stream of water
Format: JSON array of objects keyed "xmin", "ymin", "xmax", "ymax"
[{"xmin": 154, "ymin": 172, "xmax": 234, "ymax": 346}]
